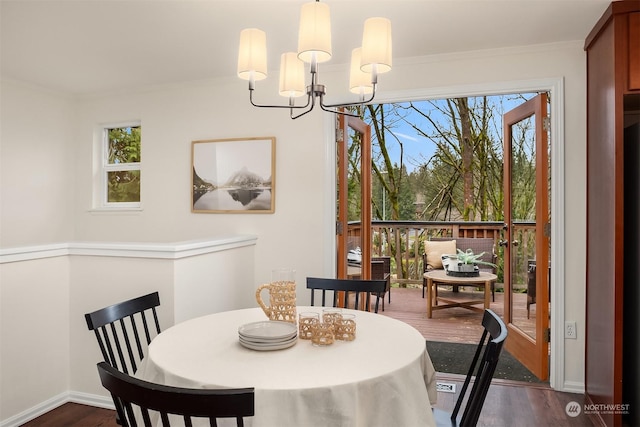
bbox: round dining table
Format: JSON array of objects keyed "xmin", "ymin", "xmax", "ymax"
[{"xmin": 137, "ymin": 306, "xmax": 437, "ymax": 427}]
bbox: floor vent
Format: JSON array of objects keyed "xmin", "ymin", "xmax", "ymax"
[{"xmin": 436, "ymin": 382, "xmax": 456, "ymax": 393}]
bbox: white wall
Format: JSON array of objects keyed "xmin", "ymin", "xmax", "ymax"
[
  {"xmin": 0, "ymin": 80, "xmax": 75, "ymax": 246},
  {"xmin": 0, "ymin": 238, "xmax": 256, "ymax": 426},
  {"xmin": 68, "ymin": 255, "xmax": 175, "ymax": 398},
  {"xmin": 0, "ymin": 256, "xmax": 70, "ymax": 421},
  {"xmin": 72, "ymin": 79, "xmax": 329, "ymax": 289},
  {"xmin": 0, "ymin": 81, "xmax": 75, "ymax": 422},
  {"xmin": 173, "ymin": 245, "xmax": 256, "ymax": 323},
  {"xmin": 0, "ymin": 39, "xmax": 588, "ymax": 424}
]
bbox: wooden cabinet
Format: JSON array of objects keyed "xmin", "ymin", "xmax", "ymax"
[
  {"xmin": 629, "ymin": 13, "xmax": 640, "ymax": 90},
  {"xmin": 585, "ymin": 2, "xmax": 640, "ymax": 427}
]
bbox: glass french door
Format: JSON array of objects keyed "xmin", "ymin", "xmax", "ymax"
[
  {"xmin": 336, "ymin": 113, "xmax": 372, "ymax": 281},
  {"xmin": 502, "ymin": 93, "xmax": 550, "ymax": 381}
]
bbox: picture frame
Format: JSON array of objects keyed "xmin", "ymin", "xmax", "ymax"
[{"xmin": 192, "ymin": 137, "xmax": 275, "ymax": 213}]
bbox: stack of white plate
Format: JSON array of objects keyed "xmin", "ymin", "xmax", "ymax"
[{"xmin": 238, "ymin": 320, "xmax": 298, "ymax": 351}]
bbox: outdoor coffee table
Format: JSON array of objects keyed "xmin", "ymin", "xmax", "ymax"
[{"xmin": 423, "ymin": 270, "xmax": 497, "ymax": 318}]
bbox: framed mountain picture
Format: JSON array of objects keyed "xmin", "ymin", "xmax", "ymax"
[{"xmin": 192, "ymin": 137, "xmax": 275, "ymax": 213}]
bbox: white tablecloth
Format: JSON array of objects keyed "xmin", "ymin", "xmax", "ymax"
[{"xmin": 138, "ymin": 306, "xmax": 437, "ymax": 427}]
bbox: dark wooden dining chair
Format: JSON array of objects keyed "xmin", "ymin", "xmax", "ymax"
[
  {"xmin": 86, "ymin": 292, "xmax": 162, "ymax": 425},
  {"xmin": 306, "ymin": 277, "xmax": 387, "ymax": 313},
  {"xmin": 97, "ymin": 362, "xmax": 255, "ymax": 427},
  {"xmin": 432, "ymin": 309, "xmax": 507, "ymax": 427},
  {"xmin": 85, "ymin": 292, "xmax": 162, "ymax": 375}
]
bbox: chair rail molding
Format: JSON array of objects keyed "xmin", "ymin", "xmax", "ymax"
[{"xmin": 0, "ymin": 236, "xmax": 257, "ymax": 264}]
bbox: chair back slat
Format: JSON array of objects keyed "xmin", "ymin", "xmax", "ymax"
[
  {"xmin": 306, "ymin": 277, "xmax": 386, "ymax": 313},
  {"xmin": 140, "ymin": 311, "xmax": 152, "ymax": 347},
  {"xmin": 99, "ymin": 324, "xmax": 127, "ymax": 373},
  {"xmin": 113, "ymin": 321, "xmax": 135, "ymax": 374},
  {"xmin": 97, "ymin": 362, "xmax": 255, "ymax": 427},
  {"xmin": 130, "ymin": 314, "xmax": 145, "ymax": 360},
  {"xmin": 450, "ymin": 309, "xmax": 507, "ymax": 426},
  {"xmin": 160, "ymin": 412, "xmax": 170, "ymax": 426},
  {"xmin": 452, "ymin": 328, "xmax": 488, "ymax": 418},
  {"xmin": 86, "ymin": 292, "xmax": 162, "ymax": 375}
]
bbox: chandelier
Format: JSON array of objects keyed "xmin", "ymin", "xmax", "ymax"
[{"xmin": 237, "ymin": 0, "xmax": 392, "ymax": 119}]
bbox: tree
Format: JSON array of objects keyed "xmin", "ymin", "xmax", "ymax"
[
  {"xmin": 346, "ymin": 94, "xmax": 541, "ymax": 282},
  {"xmin": 107, "ymin": 126, "xmax": 141, "ymax": 203},
  {"xmin": 401, "ymin": 96, "xmax": 510, "ymax": 221}
]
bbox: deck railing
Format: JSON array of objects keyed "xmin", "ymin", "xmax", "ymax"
[{"xmin": 347, "ymin": 220, "xmax": 537, "ymax": 286}]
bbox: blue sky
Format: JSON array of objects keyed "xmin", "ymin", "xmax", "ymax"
[{"xmin": 369, "ymin": 93, "xmax": 538, "ymax": 173}]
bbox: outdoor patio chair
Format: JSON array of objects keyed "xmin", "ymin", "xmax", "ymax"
[
  {"xmin": 527, "ymin": 261, "xmax": 536, "ymax": 319},
  {"xmin": 422, "ymin": 237, "xmax": 498, "ymax": 300},
  {"xmin": 97, "ymin": 362, "xmax": 255, "ymax": 427},
  {"xmin": 372, "ymin": 256, "xmax": 391, "ymax": 310},
  {"xmin": 307, "ymin": 277, "xmax": 387, "ymax": 313},
  {"xmin": 526, "ymin": 260, "xmax": 551, "ymax": 319},
  {"xmin": 432, "ymin": 309, "xmax": 507, "ymax": 426}
]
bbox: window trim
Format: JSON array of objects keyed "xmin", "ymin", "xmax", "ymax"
[{"xmin": 93, "ymin": 121, "xmax": 142, "ymax": 211}]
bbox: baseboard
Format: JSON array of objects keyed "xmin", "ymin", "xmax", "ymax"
[
  {"xmin": 0, "ymin": 392, "xmax": 68, "ymax": 427},
  {"xmin": 68, "ymin": 391, "xmax": 115, "ymax": 410},
  {"xmin": 561, "ymin": 380, "xmax": 585, "ymax": 394},
  {"xmin": 0, "ymin": 391, "xmax": 113, "ymax": 427}
]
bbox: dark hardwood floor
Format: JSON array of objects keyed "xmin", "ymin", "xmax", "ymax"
[
  {"xmin": 435, "ymin": 374, "xmax": 597, "ymax": 426},
  {"xmin": 22, "ymin": 376, "xmax": 596, "ymax": 427},
  {"xmin": 20, "ymin": 403, "xmax": 118, "ymax": 427}
]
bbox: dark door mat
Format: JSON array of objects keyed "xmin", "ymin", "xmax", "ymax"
[{"xmin": 426, "ymin": 341, "xmax": 546, "ymax": 383}]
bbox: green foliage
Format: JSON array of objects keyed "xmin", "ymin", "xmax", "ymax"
[
  {"xmin": 108, "ymin": 126, "xmax": 141, "ymax": 164},
  {"xmin": 509, "ymin": 116, "xmax": 537, "ymax": 221},
  {"xmin": 453, "ymin": 248, "xmax": 498, "ymax": 268},
  {"xmin": 347, "ymin": 127, "xmax": 363, "ymax": 221},
  {"xmin": 347, "ymin": 94, "xmax": 544, "ymax": 282},
  {"xmin": 362, "ymin": 94, "xmax": 542, "ymax": 223},
  {"xmin": 106, "ymin": 126, "xmax": 141, "ymax": 203},
  {"xmin": 349, "ymin": 94, "xmax": 543, "ymax": 223},
  {"xmin": 108, "ymin": 170, "xmax": 140, "ymax": 202}
]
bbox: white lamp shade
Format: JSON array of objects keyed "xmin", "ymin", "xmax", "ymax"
[
  {"xmin": 237, "ymin": 28, "xmax": 268, "ymax": 81},
  {"xmin": 279, "ymin": 52, "xmax": 306, "ymax": 97},
  {"xmin": 349, "ymin": 48, "xmax": 373, "ymax": 95},
  {"xmin": 297, "ymin": 1, "xmax": 332, "ymax": 64},
  {"xmin": 361, "ymin": 17, "xmax": 392, "ymax": 74}
]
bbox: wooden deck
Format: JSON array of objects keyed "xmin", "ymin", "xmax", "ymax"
[{"xmin": 379, "ymin": 285, "xmax": 536, "ymax": 344}]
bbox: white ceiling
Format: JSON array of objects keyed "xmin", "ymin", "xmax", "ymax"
[{"xmin": 1, "ymin": 0, "xmax": 611, "ymax": 96}]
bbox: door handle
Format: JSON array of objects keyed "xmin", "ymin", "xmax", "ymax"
[{"xmin": 499, "ymin": 239, "xmax": 509, "ymax": 247}]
